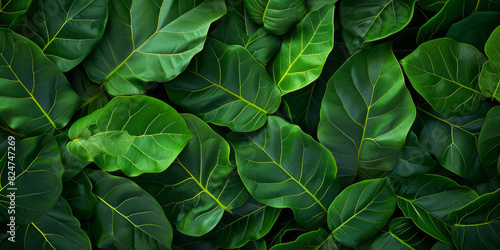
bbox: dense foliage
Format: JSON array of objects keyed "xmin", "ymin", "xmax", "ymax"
[{"xmin": 0, "ymin": 0, "xmax": 499, "ymax": 249}]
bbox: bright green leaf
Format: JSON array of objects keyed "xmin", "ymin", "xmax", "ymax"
[{"xmin": 68, "ymin": 130, "xmax": 135, "ymax": 162}]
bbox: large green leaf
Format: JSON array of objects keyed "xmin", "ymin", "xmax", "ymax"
[
  {"xmin": 283, "ymin": 46, "xmax": 346, "ymax": 136},
  {"xmin": 392, "ymin": 174, "xmax": 479, "ymax": 243},
  {"xmin": 0, "ymin": 134, "xmax": 63, "ymax": 224},
  {"xmin": 62, "ymin": 171, "xmax": 97, "ymax": 219},
  {"xmin": 204, "ymin": 197, "xmax": 280, "ymax": 249},
  {"xmin": 83, "ymin": 0, "xmax": 226, "ymax": 96},
  {"xmin": 0, "ymin": 0, "xmax": 30, "ymax": 26},
  {"xmin": 479, "ymin": 26, "xmax": 500, "ymax": 102},
  {"xmin": 228, "ymin": 116, "xmax": 341, "ymax": 229},
  {"xmin": 209, "ymin": 1, "xmax": 280, "ymax": 65},
  {"xmin": 448, "ymin": 188, "xmax": 500, "ymax": 249},
  {"xmin": 134, "ymin": 114, "xmax": 248, "ymax": 236},
  {"xmin": 66, "ymin": 66, "xmax": 109, "ymax": 119},
  {"xmin": 68, "ymin": 130, "xmax": 136, "ymax": 162},
  {"xmin": 328, "ymin": 178, "xmax": 396, "ymax": 247},
  {"xmin": 0, "ymin": 28, "xmax": 80, "ymax": 136},
  {"xmin": 88, "ymin": 170, "xmax": 173, "ymax": 249},
  {"xmin": 370, "ymin": 217, "xmax": 436, "ymax": 250},
  {"xmin": 478, "ymin": 106, "xmax": 500, "ymax": 178},
  {"xmin": 67, "ymin": 95, "xmax": 192, "ymax": 177},
  {"xmin": 24, "ymin": 197, "xmax": 91, "ymax": 250},
  {"xmin": 10, "ymin": 0, "xmax": 107, "ymax": 72},
  {"xmin": 391, "ymin": 131, "xmax": 438, "ymax": 178},
  {"xmin": 269, "ymin": 228, "xmax": 337, "ymax": 250},
  {"xmin": 340, "ymin": 0, "xmax": 417, "ymax": 53},
  {"xmin": 318, "ymin": 43, "xmax": 416, "ymax": 184},
  {"xmin": 401, "ymin": 38, "xmax": 487, "ymax": 117},
  {"xmin": 243, "ymin": 0, "xmax": 308, "ymax": 35},
  {"xmin": 268, "ymin": 3, "xmax": 335, "ymax": 95},
  {"xmin": 165, "ymin": 38, "xmax": 281, "ymax": 132},
  {"xmin": 413, "ymin": 103, "xmax": 489, "ymax": 181}
]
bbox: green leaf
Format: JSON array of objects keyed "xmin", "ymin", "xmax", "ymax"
[
  {"xmin": 165, "ymin": 38, "xmax": 281, "ymax": 132},
  {"xmin": 68, "ymin": 130, "xmax": 136, "ymax": 162},
  {"xmin": 391, "ymin": 131, "xmax": 438, "ymax": 178},
  {"xmin": 68, "ymin": 95, "xmax": 192, "ymax": 177},
  {"xmin": 204, "ymin": 197, "xmax": 281, "ymax": 249},
  {"xmin": 401, "ymin": 38, "xmax": 487, "ymax": 117},
  {"xmin": 445, "ymin": 12, "xmax": 500, "ymax": 54},
  {"xmin": 0, "ymin": 134, "xmax": 63, "ymax": 224},
  {"xmin": 83, "ymin": 0, "xmax": 226, "ymax": 96},
  {"xmin": 328, "ymin": 178, "xmax": 396, "ymax": 247},
  {"xmin": 340, "ymin": 0, "xmax": 417, "ymax": 53},
  {"xmin": 448, "ymin": 188, "xmax": 500, "ymax": 249},
  {"xmin": 0, "ymin": 28, "xmax": 80, "ymax": 136},
  {"xmin": 268, "ymin": 3, "xmax": 335, "ymax": 95},
  {"xmin": 478, "ymin": 106, "xmax": 500, "ymax": 178},
  {"xmin": 0, "ymin": 0, "xmax": 30, "ymax": 26},
  {"xmin": 228, "ymin": 116, "xmax": 341, "ymax": 229},
  {"xmin": 392, "ymin": 174, "xmax": 478, "ymax": 243},
  {"xmin": 244, "ymin": 0, "xmax": 308, "ymax": 35},
  {"xmin": 413, "ymin": 104, "xmax": 489, "ymax": 181},
  {"xmin": 209, "ymin": 1, "xmax": 280, "ymax": 65},
  {"xmin": 318, "ymin": 43, "xmax": 416, "ymax": 184},
  {"xmin": 24, "ymin": 197, "xmax": 91, "ymax": 250},
  {"xmin": 66, "ymin": 66, "xmax": 109, "ymax": 118},
  {"xmin": 55, "ymin": 131, "xmax": 91, "ymax": 180},
  {"xmin": 479, "ymin": 26, "xmax": 500, "ymax": 102},
  {"xmin": 62, "ymin": 171, "xmax": 97, "ymax": 219},
  {"xmin": 87, "ymin": 170, "xmax": 173, "ymax": 249},
  {"xmin": 283, "ymin": 46, "xmax": 346, "ymax": 136},
  {"xmin": 240, "ymin": 240, "xmax": 267, "ymax": 250},
  {"xmin": 10, "ymin": 0, "xmax": 108, "ymax": 72},
  {"xmin": 418, "ymin": 0, "xmax": 446, "ymax": 12},
  {"xmin": 134, "ymin": 114, "xmax": 248, "ymax": 236},
  {"xmin": 370, "ymin": 217, "xmax": 436, "ymax": 250},
  {"xmin": 270, "ymin": 228, "xmax": 337, "ymax": 250},
  {"xmin": 416, "ymin": 0, "xmax": 477, "ymax": 43}
]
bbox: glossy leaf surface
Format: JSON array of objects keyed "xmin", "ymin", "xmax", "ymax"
[
  {"xmin": 229, "ymin": 116, "xmax": 341, "ymax": 229},
  {"xmin": 318, "ymin": 43, "xmax": 416, "ymax": 184},
  {"xmin": 479, "ymin": 26, "xmax": 500, "ymax": 102},
  {"xmin": 165, "ymin": 38, "xmax": 281, "ymax": 132},
  {"xmin": 83, "ymin": 0, "xmax": 226, "ymax": 95},
  {"xmin": 68, "ymin": 95, "xmax": 192, "ymax": 176},
  {"xmin": 0, "ymin": 28, "xmax": 80, "ymax": 136}
]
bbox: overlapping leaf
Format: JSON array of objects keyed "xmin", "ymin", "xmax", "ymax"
[
  {"xmin": 66, "ymin": 66, "xmax": 109, "ymax": 119},
  {"xmin": 135, "ymin": 114, "xmax": 248, "ymax": 236},
  {"xmin": 401, "ymin": 38, "xmax": 487, "ymax": 117},
  {"xmin": 0, "ymin": 28, "xmax": 80, "ymax": 136},
  {"xmin": 270, "ymin": 228, "xmax": 337, "ymax": 250},
  {"xmin": 10, "ymin": 0, "xmax": 107, "ymax": 72},
  {"xmin": 479, "ymin": 26, "xmax": 500, "ymax": 102},
  {"xmin": 391, "ymin": 131, "xmax": 438, "ymax": 178},
  {"xmin": 318, "ymin": 43, "xmax": 416, "ymax": 184},
  {"xmin": 244, "ymin": 0, "xmax": 308, "ymax": 35},
  {"xmin": 83, "ymin": 0, "xmax": 226, "ymax": 95},
  {"xmin": 229, "ymin": 116, "xmax": 341, "ymax": 229},
  {"xmin": 392, "ymin": 174, "xmax": 478, "ymax": 243},
  {"xmin": 340, "ymin": 0, "xmax": 417, "ymax": 53},
  {"xmin": 268, "ymin": 3, "xmax": 335, "ymax": 95},
  {"xmin": 67, "ymin": 95, "xmax": 192, "ymax": 176},
  {"xmin": 328, "ymin": 178, "xmax": 396, "ymax": 247},
  {"xmin": 88, "ymin": 170, "xmax": 173, "ymax": 249},
  {"xmin": 165, "ymin": 38, "xmax": 281, "ymax": 132},
  {"xmin": 370, "ymin": 217, "xmax": 436, "ymax": 249},
  {"xmin": 62, "ymin": 172, "xmax": 97, "ymax": 219}
]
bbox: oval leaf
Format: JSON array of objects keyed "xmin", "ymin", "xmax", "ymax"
[
  {"xmin": 83, "ymin": 0, "xmax": 226, "ymax": 96},
  {"xmin": 0, "ymin": 28, "xmax": 80, "ymax": 136},
  {"xmin": 165, "ymin": 38, "xmax": 281, "ymax": 132},
  {"xmin": 68, "ymin": 95, "xmax": 192, "ymax": 177},
  {"xmin": 88, "ymin": 170, "xmax": 173, "ymax": 249},
  {"xmin": 318, "ymin": 43, "xmax": 416, "ymax": 184},
  {"xmin": 328, "ymin": 178, "xmax": 396, "ymax": 247},
  {"xmin": 479, "ymin": 26, "xmax": 500, "ymax": 102},
  {"xmin": 228, "ymin": 116, "xmax": 341, "ymax": 229}
]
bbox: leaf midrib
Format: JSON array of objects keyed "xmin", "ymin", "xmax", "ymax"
[
  {"xmin": 417, "ymin": 107, "xmax": 477, "ymax": 136},
  {"xmin": 31, "ymin": 222, "xmax": 57, "ymax": 250}
]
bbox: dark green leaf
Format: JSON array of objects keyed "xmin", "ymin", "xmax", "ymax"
[
  {"xmin": 68, "ymin": 95, "xmax": 192, "ymax": 177},
  {"xmin": 370, "ymin": 217, "xmax": 435, "ymax": 250},
  {"xmin": 10, "ymin": 0, "xmax": 107, "ymax": 72},
  {"xmin": 340, "ymin": 0, "xmax": 417, "ymax": 53},
  {"xmin": 0, "ymin": 134, "xmax": 63, "ymax": 224},
  {"xmin": 318, "ymin": 43, "xmax": 416, "ymax": 184},
  {"xmin": 228, "ymin": 116, "xmax": 341, "ymax": 229},
  {"xmin": 165, "ymin": 38, "xmax": 281, "ymax": 132},
  {"xmin": 62, "ymin": 171, "xmax": 97, "ymax": 219},
  {"xmin": 478, "ymin": 106, "xmax": 500, "ymax": 178},
  {"xmin": 328, "ymin": 178, "xmax": 396, "ymax": 247},
  {"xmin": 83, "ymin": 0, "xmax": 226, "ymax": 95},
  {"xmin": 401, "ymin": 38, "xmax": 487, "ymax": 117},
  {"xmin": 66, "ymin": 66, "xmax": 109, "ymax": 118},
  {"xmin": 88, "ymin": 170, "xmax": 173, "ymax": 249},
  {"xmin": 55, "ymin": 131, "xmax": 90, "ymax": 180},
  {"xmin": 270, "ymin": 228, "xmax": 337, "ymax": 250},
  {"xmin": 239, "ymin": 240, "xmax": 266, "ymax": 250},
  {"xmin": 479, "ymin": 26, "xmax": 500, "ymax": 102},
  {"xmin": 392, "ymin": 174, "xmax": 478, "ymax": 243},
  {"xmin": 418, "ymin": 0, "xmax": 446, "ymax": 12},
  {"xmin": 0, "ymin": 0, "xmax": 30, "ymax": 27},
  {"xmin": 268, "ymin": 3, "xmax": 335, "ymax": 95},
  {"xmin": 244, "ymin": 0, "xmax": 308, "ymax": 35},
  {"xmin": 0, "ymin": 28, "xmax": 80, "ymax": 136},
  {"xmin": 391, "ymin": 131, "xmax": 438, "ymax": 178}
]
